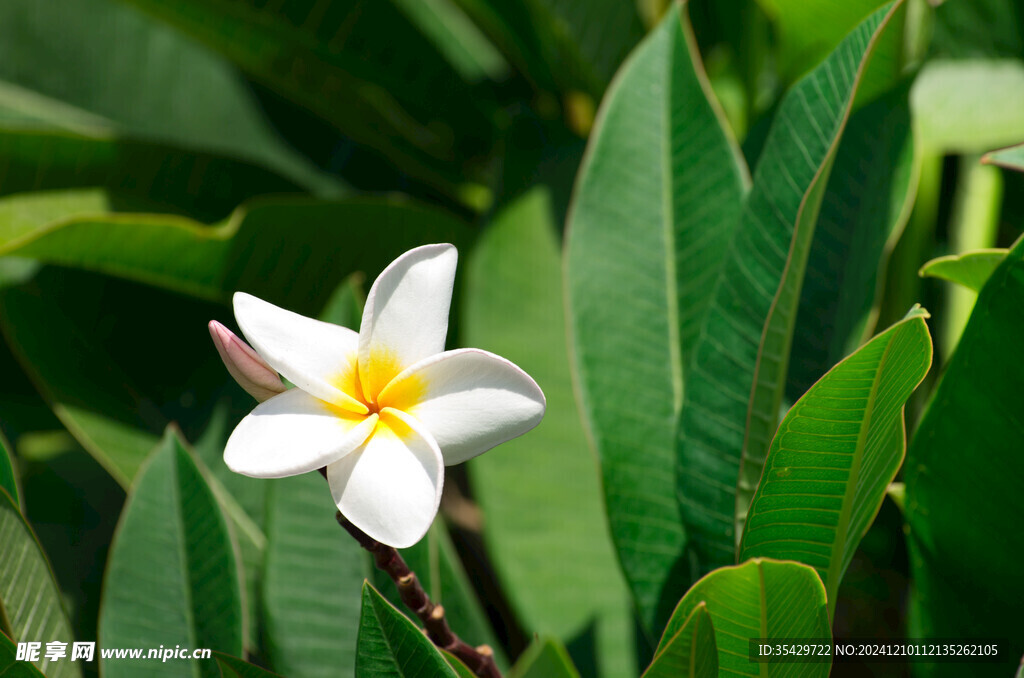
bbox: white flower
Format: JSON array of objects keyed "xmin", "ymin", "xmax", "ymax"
[{"xmin": 218, "ymin": 244, "xmax": 546, "ymax": 547}]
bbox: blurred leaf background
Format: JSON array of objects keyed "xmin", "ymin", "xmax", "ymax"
[{"xmin": 0, "ymin": 0, "xmax": 1022, "ymax": 676}]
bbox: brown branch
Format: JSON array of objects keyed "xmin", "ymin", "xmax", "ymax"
[{"xmin": 335, "ymin": 512, "xmax": 502, "ymax": 678}]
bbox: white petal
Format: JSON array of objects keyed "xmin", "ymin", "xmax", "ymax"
[
  {"xmin": 234, "ymin": 292, "xmax": 367, "ymax": 413},
  {"xmin": 225, "ymin": 389, "xmax": 377, "ymax": 478},
  {"xmin": 326, "ymin": 408, "xmax": 443, "ymax": 548},
  {"xmin": 378, "ymin": 348, "xmax": 546, "ymax": 465},
  {"xmin": 357, "ymin": 244, "xmax": 456, "ymax": 403}
]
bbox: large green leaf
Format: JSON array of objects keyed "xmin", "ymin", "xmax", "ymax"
[
  {"xmin": 565, "ymin": 4, "xmax": 748, "ymax": 629},
  {"xmin": 0, "ymin": 489, "xmax": 80, "ymax": 678},
  {"xmin": 262, "ymin": 473, "xmax": 368, "ymax": 678},
  {"xmin": 508, "ymin": 638, "xmax": 581, "ymax": 678},
  {"xmin": 904, "ymin": 236, "xmax": 1024, "ymax": 675},
  {"xmin": 99, "ymin": 430, "xmax": 243, "ymax": 678},
  {"xmin": 465, "ymin": 188, "xmax": 634, "ymax": 676},
  {"xmin": 117, "ymin": 0, "xmax": 494, "ymax": 196},
  {"xmin": 677, "ymin": 1, "xmax": 904, "ymax": 574},
  {"xmin": 912, "ymin": 60, "xmax": 1024, "ymax": 154},
  {"xmin": 739, "ymin": 308, "xmax": 932, "ymax": 616},
  {"xmin": 0, "ymin": 131, "xmax": 299, "ymax": 218},
  {"xmin": 0, "ymin": 431, "xmax": 17, "ymax": 508},
  {"xmin": 983, "ymin": 142, "xmax": 1024, "ymax": 172},
  {"xmin": 0, "ymin": 632, "xmax": 47, "ymax": 678},
  {"xmin": 642, "ymin": 603, "xmax": 716, "ymax": 678},
  {"xmin": 918, "ymin": 249, "xmax": 1009, "ymax": 292},
  {"xmin": 655, "ymin": 559, "xmax": 831, "ymax": 677},
  {"xmin": 0, "ymin": 195, "xmax": 470, "ymax": 313},
  {"xmin": 355, "ymin": 583, "xmax": 456, "ymax": 678},
  {"xmin": 785, "ymin": 83, "xmax": 916, "ymax": 401},
  {"xmin": 0, "ymin": 0, "xmax": 335, "ymax": 193}
]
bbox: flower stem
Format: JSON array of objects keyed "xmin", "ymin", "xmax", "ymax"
[{"xmin": 335, "ymin": 512, "xmax": 502, "ymax": 678}]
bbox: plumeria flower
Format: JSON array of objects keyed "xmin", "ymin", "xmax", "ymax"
[{"xmin": 211, "ymin": 244, "xmax": 546, "ymax": 548}]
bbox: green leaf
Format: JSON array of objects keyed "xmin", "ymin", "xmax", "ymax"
[
  {"xmin": 739, "ymin": 307, "xmax": 932, "ymax": 617},
  {"xmin": 451, "ymin": 0, "xmax": 643, "ymax": 98},
  {"xmin": 1, "ymin": 196, "xmax": 470, "ymax": 313},
  {"xmin": 212, "ymin": 652, "xmax": 285, "ymax": 678},
  {"xmin": 117, "ymin": 0, "xmax": 494, "ymax": 196},
  {"xmin": 786, "ymin": 83, "xmax": 917, "ymax": 401},
  {"xmin": 99, "ymin": 430, "xmax": 243, "ymax": 678},
  {"xmin": 565, "ymin": 4, "xmax": 748, "ymax": 629},
  {"xmin": 262, "ymin": 473, "xmax": 368, "ymax": 678},
  {"xmin": 355, "ymin": 582, "xmax": 456, "ymax": 678},
  {"xmin": 655, "ymin": 559, "xmax": 831, "ymax": 677},
  {"xmin": 0, "ymin": 131, "xmax": 299, "ymax": 219},
  {"xmin": 441, "ymin": 651, "xmax": 478, "ymax": 678},
  {"xmin": 389, "ymin": 0, "xmax": 509, "ymax": 82},
  {"xmin": 508, "ymin": 638, "xmax": 581, "ymax": 678},
  {"xmin": 0, "ymin": 489, "xmax": 81, "ymax": 678},
  {"xmin": 0, "ymin": 431, "xmax": 17, "ymax": 509},
  {"xmin": 754, "ymin": 0, "xmax": 888, "ymax": 79},
  {"xmin": 0, "ymin": 0, "xmax": 336, "ymax": 193},
  {"xmin": 983, "ymin": 142, "xmax": 1024, "ymax": 172},
  {"xmin": 918, "ymin": 249, "xmax": 1009, "ymax": 293},
  {"xmin": 465, "ymin": 188, "xmax": 634, "ymax": 675},
  {"xmin": 642, "ymin": 603, "xmax": 716, "ymax": 678},
  {"xmin": 677, "ymin": 1, "xmax": 905, "ymax": 574},
  {"xmin": 905, "ymin": 236, "xmax": 1024, "ymax": 674},
  {"xmin": 912, "ymin": 60, "xmax": 1024, "ymax": 154},
  {"xmin": 0, "ymin": 632, "xmax": 47, "ymax": 678},
  {"xmin": 374, "ymin": 523, "xmax": 505, "ymax": 668}
]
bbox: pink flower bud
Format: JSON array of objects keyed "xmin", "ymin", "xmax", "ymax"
[{"xmin": 208, "ymin": 320, "xmax": 286, "ymax": 402}]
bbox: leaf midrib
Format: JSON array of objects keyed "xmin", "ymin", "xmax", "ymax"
[{"xmin": 823, "ymin": 331, "xmax": 896, "ymax": 609}]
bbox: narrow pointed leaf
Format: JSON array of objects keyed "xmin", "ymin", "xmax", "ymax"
[
  {"xmin": 905, "ymin": 236, "xmax": 1024, "ymax": 672},
  {"xmin": 355, "ymin": 583, "xmax": 456, "ymax": 678},
  {"xmin": 0, "ymin": 196, "xmax": 470, "ymax": 314},
  {"xmin": 0, "ymin": 489, "xmax": 81, "ymax": 678},
  {"xmin": 0, "ymin": 131, "xmax": 298, "ymax": 217},
  {"xmin": 99, "ymin": 430, "xmax": 243, "ymax": 678},
  {"xmin": 0, "ymin": 632, "xmax": 47, "ymax": 678},
  {"xmin": 677, "ymin": 1, "xmax": 905, "ymax": 573},
  {"xmin": 565, "ymin": 4, "xmax": 748, "ymax": 629},
  {"xmin": 655, "ymin": 559, "xmax": 831, "ymax": 676},
  {"xmin": 786, "ymin": 83, "xmax": 917, "ymax": 401},
  {"xmin": 262, "ymin": 473, "xmax": 367, "ymax": 678},
  {"xmin": 642, "ymin": 603, "xmax": 716, "ymax": 678},
  {"xmin": 983, "ymin": 142, "xmax": 1024, "ymax": 172},
  {"xmin": 467, "ymin": 189, "xmax": 633, "ymax": 674},
  {"xmin": 0, "ymin": 432, "xmax": 17, "ymax": 508},
  {"xmin": 739, "ymin": 308, "xmax": 932, "ymax": 616},
  {"xmin": 509, "ymin": 638, "xmax": 581, "ymax": 678},
  {"xmin": 918, "ymin": 249, "xmax": 1009, "ymax": 293}
]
